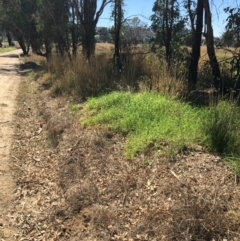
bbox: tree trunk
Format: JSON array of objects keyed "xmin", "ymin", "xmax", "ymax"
[
  {"xmin": 165, "ymin": 0, "xmax": 173, "ymax": 66},
  {"xmin": 57, "ymin": 35, "xmax": 66, "ymax": 57},
  {"xmin": 72, "ymin": 0, "xmax": 112, "ymax": 60},
  {"xmin": 113, "ymin": 0, "xmax": 122, "ymax": 72},
  {"xmin": 6, "ymin": 31, "xmax": 13, "ymax": 46},
  {"xmin": 204, "ymin": 0, "xmax": 223, "ymax": 93},
  {"xmin": 44, "ymin": 39, "xmax": 52, "ymax": 62},
  {"xmin": 17, "ymin": 35, "xmax": 29, "ymax": 55},
  {"xmin": 188, "ymin": 0, "xmax": 204, "ymax": 91},
  {"xmin": 82, "ymin": 23, "xmax": 96, "ymax": 60},
  {"xmin": 71, "ymin": 5, "xmax": 77, "ymax": 56}
]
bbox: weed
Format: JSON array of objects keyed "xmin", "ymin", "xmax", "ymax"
[
  {"xmin": 83, "ymin": 92, "xmax": 240, "ymax": 159},
  {"xmin": 202, "ymin": 101, "xmax": 240, "ymax": 154},
  {"xmin": 69, "ymin": 103, "xmax": 82, "ymax": 116},
  {"xmin": 224, "ymin": 155, "xmax": 240, "ymax": 177},
  {"xmin": 83, "ymin": 92, "xmax": 207, "ymax": 158},
  {"xmin": 49, "ymin": 53, "xmax": 116, "ymax": 97}
]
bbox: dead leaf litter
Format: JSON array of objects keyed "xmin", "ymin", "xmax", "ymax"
[{"xmin": 9, "ymin": 78, "xmax": 240, "ymax": 240}]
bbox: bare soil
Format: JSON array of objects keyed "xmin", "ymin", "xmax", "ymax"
[
  {"xmin": 0, "ymin": 50, "xmax": 22, "ymax": 240},
  {"xmin": 1, "ymin": 52, "xmax": 240, "ymax": 240}
]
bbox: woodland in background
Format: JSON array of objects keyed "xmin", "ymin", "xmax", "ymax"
[{"xmin": 0, "ymin": 0, "xmax": 240, "ymax": 97}]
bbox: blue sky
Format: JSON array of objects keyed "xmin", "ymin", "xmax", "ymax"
[{"xmin": 97, "ymin": 0, "xmax": 238, "ymax": 37}]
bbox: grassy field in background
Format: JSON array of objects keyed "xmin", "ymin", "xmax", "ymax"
[{"xmin": 200, "ymin": 46, "xmax": 236, "ymax": 63}]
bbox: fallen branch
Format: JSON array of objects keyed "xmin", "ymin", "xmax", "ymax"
[
  {"xmin": 170, "ymin": 170, "xmax": 187, "ymax": 187},
  {"xmin": 0, "ymin": 121, "xmax": 9, "ymax": 123}
]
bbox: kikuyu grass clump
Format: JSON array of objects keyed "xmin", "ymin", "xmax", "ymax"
[
  {"xmin": 82, "ymin": 92, "xmax": 240, "ymax": 160},
  {"xmin": 82, "ymin": 92, "xmax": 206, "ymax": 158}
]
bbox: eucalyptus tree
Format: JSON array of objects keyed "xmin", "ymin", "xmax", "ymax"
[
  {"xmin": 97, "ymin": 27, "xmax": 111, "ymax": 42},
  {"xmin": 186, "ymin": 0, "xmax": 204, "ymax": 90},
  {"xmin": 224, "ymin": 7, "xmax": 240, "ymax": 47},
  {"xmin": 52, "ymin": 0, "xmax": 70, "ymax": 56},
  {"xmin": 223, "ymin": 7, "xmax": 240, "ymax": 88},
  {"xmin": 72, "ymin": 0, "xmax": 113, "ymax": 59},
  {"xmin": 35, "ymin": 0, "xmax": 70, "ymax": 59},
  {"xmin": 69, "ymin": 0, "xmax": 81, "ymax": 56},
  {"xmin": 186, "ymin": 0, "xmax": 222, "ymax": 92},
  {"xmin": 122, "ymin": 17, "xmax": 149, "ymax": 45},
  {"xmin": 113, "ymin": 0, "xmax": 124, "ymax": 71},
  {"xmin": 0, "ymin": 0, "xmax": 31, "ymax": 54},
  {"xmin": 0, "ymin": 0, "xmax": 71, "ymax": 60},
  {"xmin": 150, "ymin": 0, "xmax": 185, "ymax": 66}
]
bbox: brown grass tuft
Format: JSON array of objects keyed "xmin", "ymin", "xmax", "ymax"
[
  {"xmin": 65, "ymin": 181, "xmax": 100, "ymax": 213},
  {"xmin": 46, "ymin": 114, "xmax": 70, "ymax": 147}
]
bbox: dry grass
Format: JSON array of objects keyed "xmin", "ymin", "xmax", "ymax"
[
  {"xmin": 11, "ymin": 56, "xmax": 240, "ymax": 240},
  {"xmin": 96, "ymin": 43, "xmax": 114, "ymax": 54},
  {"xmin": 199, "ymin": 46, "xmax": 234, "ymax": 64},
  {"xmin": 25, "ymin": 44, "xmax": 240, "ymax": 103},
  {"xmin": 56, "ymin": 112, "xmax": 240, "ymax": 241},
  {"xmin": 42, "ymin": 45, "xmax": 187, "ymax": 98}
]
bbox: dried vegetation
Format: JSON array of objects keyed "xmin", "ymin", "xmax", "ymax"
[{"xmin": 8, "ymin": 72, "xmax": 240, "ymax": 240}]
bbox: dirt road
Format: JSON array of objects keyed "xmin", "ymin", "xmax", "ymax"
[{"xmin": 0, "ymin": 50, "xmax": 22, "ymax": 240}]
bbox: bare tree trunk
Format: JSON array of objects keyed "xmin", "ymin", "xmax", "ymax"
[
  {"xmin": 113, "ymin": 0, "xmax": 122, "ymax": 72},
  {"xmin": 6, "ymin": 31, "xmax": 13, "ymax": 46},
  {"xmin": 165, "ymin": 0, "xmax": 174, "ymax": 66},
  {"xmin": 72, "ymin": 0, "xmax": 113, "ymax": 60},
  {"xmin": 188, "ymin": 0, "xmax": 204, "ymax": 91},
  {"xmin": 17, "ymin": 35, "xmax": 29, "ymax": 55},
  {"xmin": 44, "ymin": 39, "xmax": 52, "ymax": 63},
  {"xmin": 187, "ymin": 0, "xmax": 195, "ymax": 32},
  {"xmin": 81, "ymin": 23, "xmax": 96, "ymax": 59},
  {"xmin": 71, "ymin": 4, "xmax": 77, "ymax": 56},
  {"xmin": 204, "ymin": 0, "xmax": 223, "ymax": 93}
]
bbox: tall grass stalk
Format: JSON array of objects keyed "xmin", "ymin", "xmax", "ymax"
[
  {"xmin": 45, "ymin": 50, "xmax": 187, "ymax": 98},
  {"xmin": 202, "ymin": 101, "xmax": 240, "ymax": 154}
]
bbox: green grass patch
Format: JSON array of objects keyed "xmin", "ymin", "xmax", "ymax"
[
  {"xmin": 83, "ymin": 92, "xmax": 240, "ymax": 159},
  {"xmin": 0, "ymin": 46, "xmax": 16, "ymax": 53},
  {"xmin": 82, "ymin": 92, "xmax": 240, "ymax": 173},
  {"xmin": 82, "ymin": 92, "xmax": 208, "ymax": 158}
]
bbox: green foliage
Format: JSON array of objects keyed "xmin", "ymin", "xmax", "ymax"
[
  {"xmin": 82, "ymin": 92, "xmax": 207, "ymax": 158},
  {"xmin": 224, "ymin": 155, "xmax": 240, "ymax": 177},
  {"xmin": 202, "ymin": 101, "xmax": 240, "ymax": 154},
  {"xmin": 150, "ymin": 0, "xmax": 186, "ymax": 64},
  {"xmin": 221, "ymin": 30, "xmax": 236, "ymax": 47},
  {"xmin": 83, "ymin": 93, "xmax": 240, "ymax": 159},
  {"xmin": 224, "ymin": 7, "xmax": 240, "ymax": 46}
]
